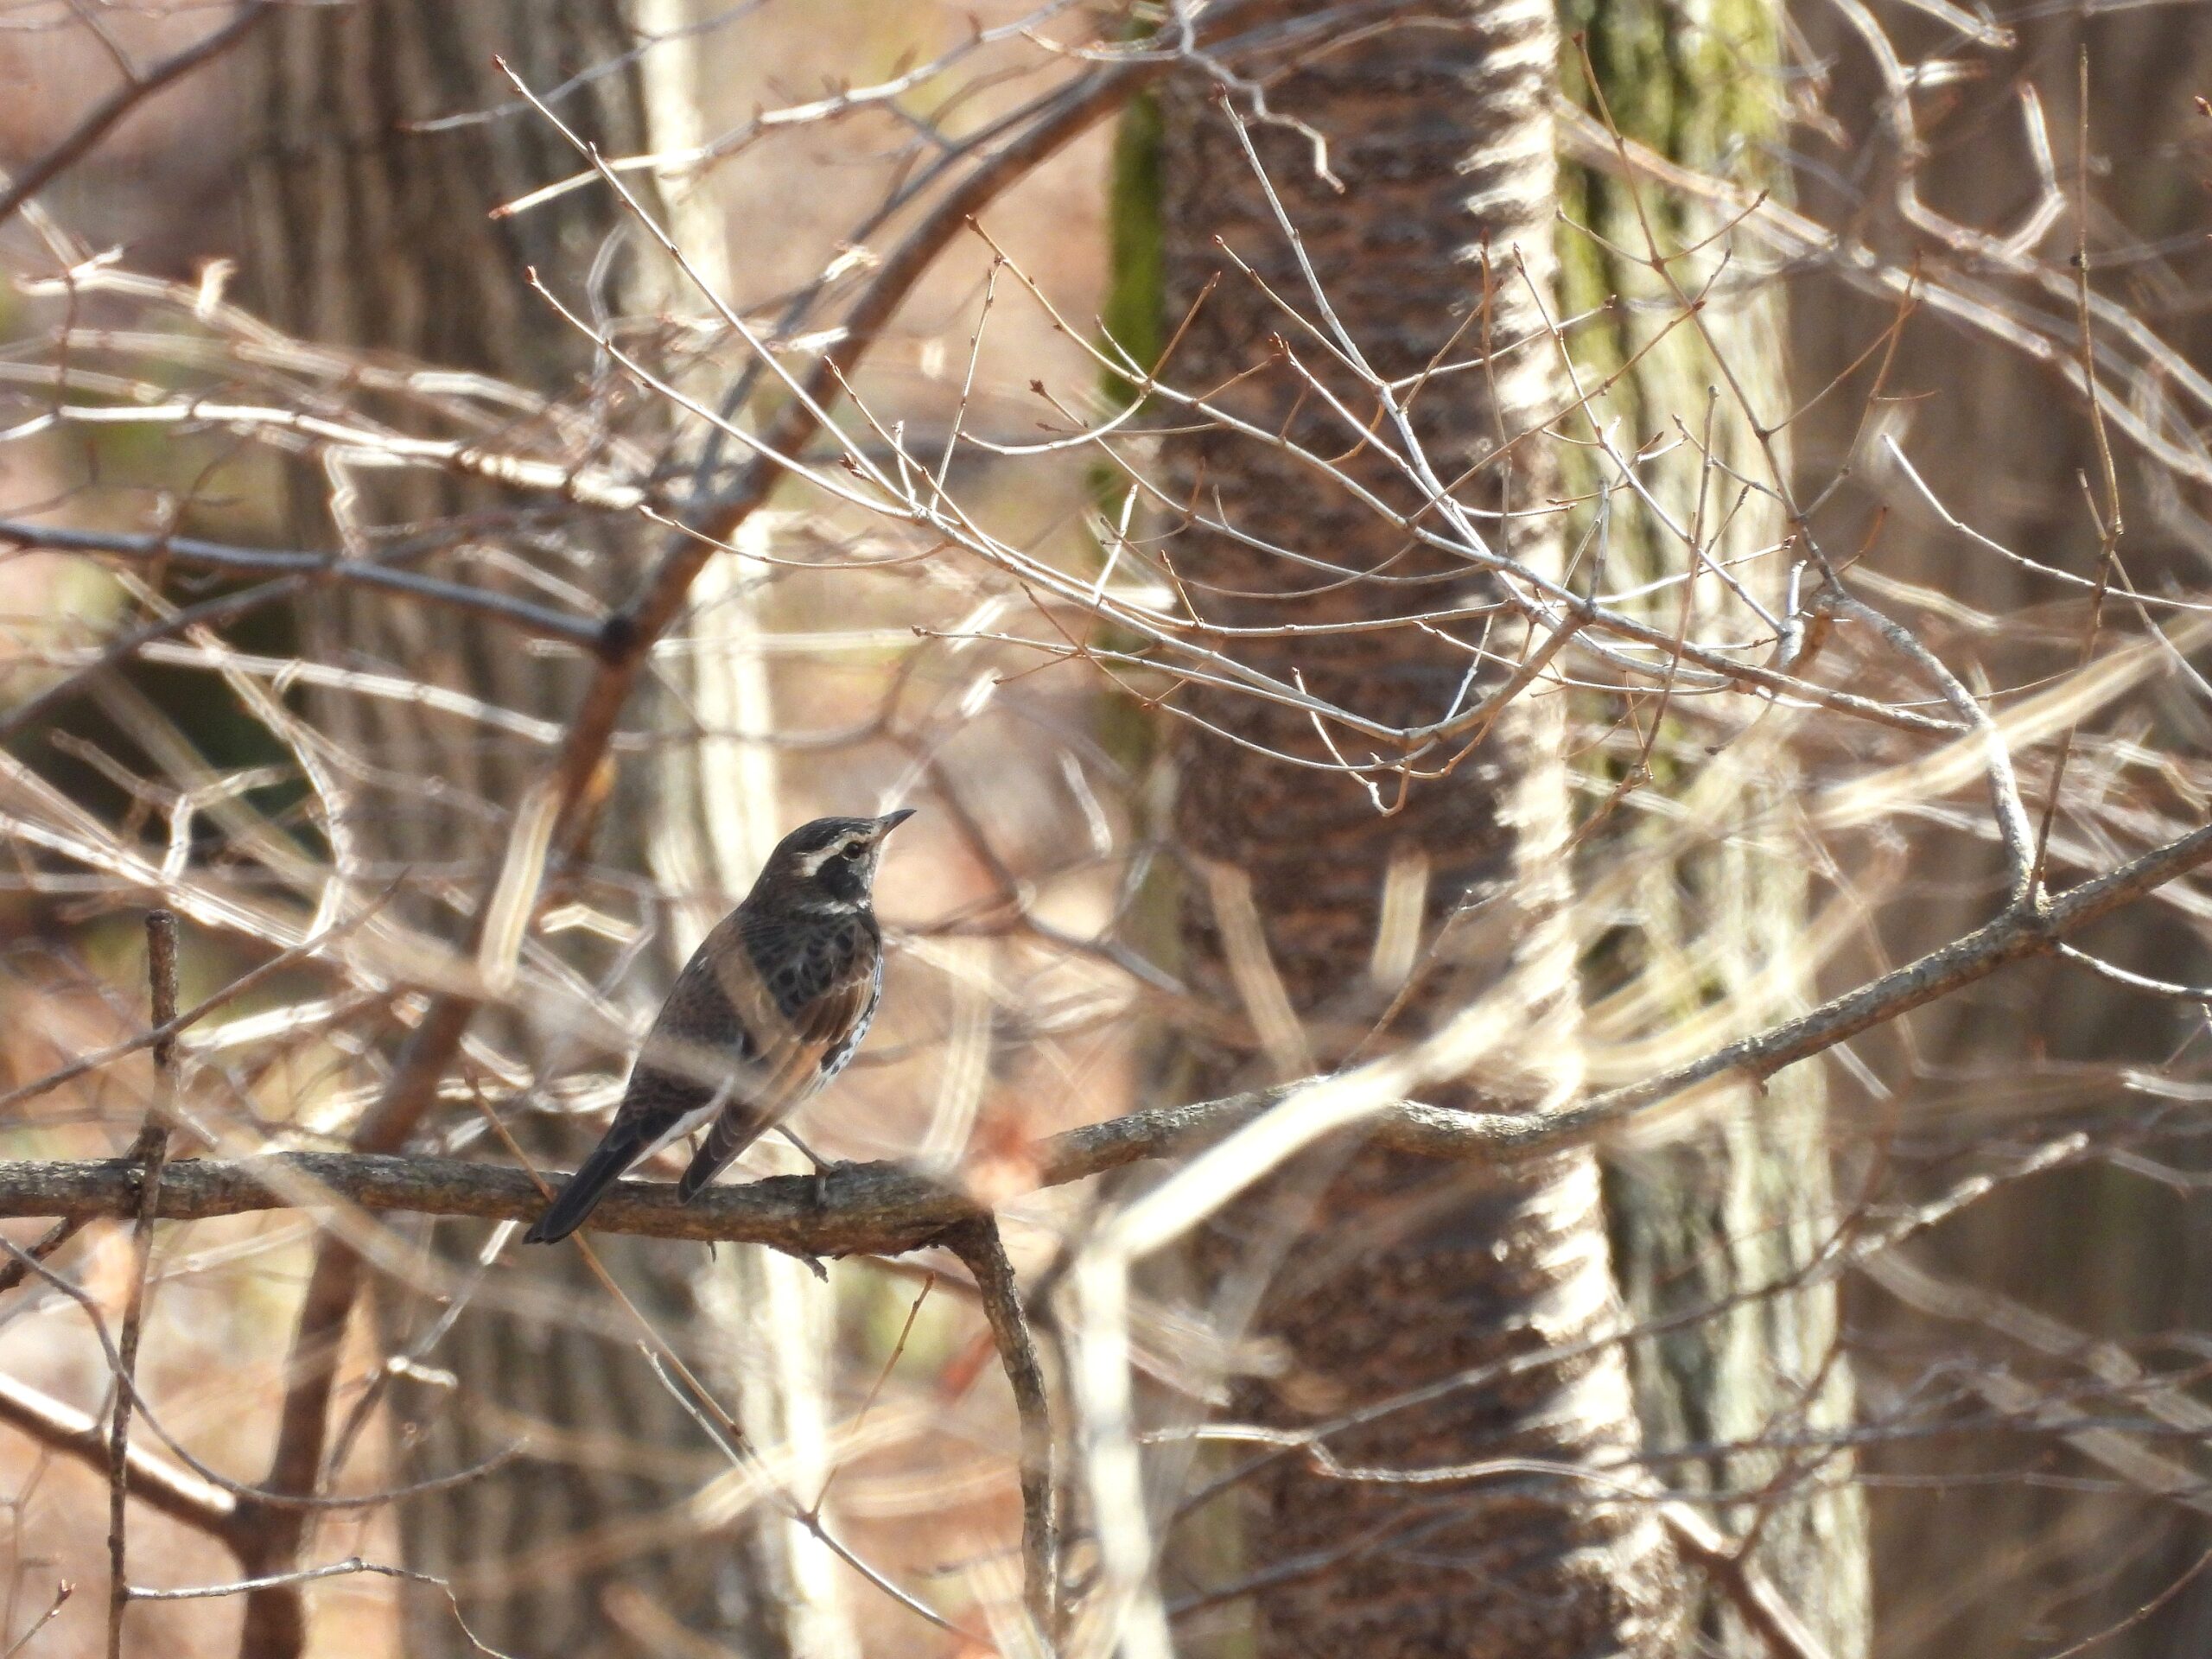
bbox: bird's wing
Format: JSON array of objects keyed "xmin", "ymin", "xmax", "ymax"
[
  {"xmin": 678, "ymin": 923, "xmax": 878, "ymax": 1199},
  {"xmin": 611, "ymin": 923, "xmax": 765, "ymax": 1144},
  {"xmin": 529, "ymin": 908, "xmax": 884, "ymax": 1240}
]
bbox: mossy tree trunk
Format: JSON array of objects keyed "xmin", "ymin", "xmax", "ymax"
[{"xmin": 1559, "ymin": 3, "xmax": 1871, "ymax": 1655}]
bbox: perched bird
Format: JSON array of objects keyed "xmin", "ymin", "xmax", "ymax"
[{"xmin": 524, "ymin": 810, "xmax": 912, "ymax": 1244}]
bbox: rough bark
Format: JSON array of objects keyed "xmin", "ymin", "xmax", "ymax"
[
  {"xmin": 1147, "ymin": 3, "xmax": 1681, "ymax": 1652},
  {"xmin": 232, "ymin": 5, "xmax": 824, "ymax": 1653},
  {"xmin": 1560, "ymin": 3, "xmax": 1871, "ymax": 1653}
]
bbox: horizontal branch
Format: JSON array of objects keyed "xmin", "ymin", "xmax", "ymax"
[
  {"xmin": 6, "ymin": 822, "xmax": 2207, "ymax": 1252},
  {"xmin": 0, "ymin": 1094, "xmax": 1510, "ymax": 1255},
  {"xmin": 0, "ymin": 519, "xmax": 607, "ymax": 652}
]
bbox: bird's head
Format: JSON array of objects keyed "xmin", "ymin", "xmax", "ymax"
[{"xmin": 763, "ymin": 810, "xmax": 914, "ymax": 910}]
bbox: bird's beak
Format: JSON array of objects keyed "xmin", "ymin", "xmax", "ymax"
[{"xmin": 874, "ymin": 807, "xmax": 917, "ymax": 838}]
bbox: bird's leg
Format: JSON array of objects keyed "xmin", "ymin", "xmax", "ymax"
[
  {"xmin": 690, "ymin": 1132, "xmax": 717, "ymax": 1263},
  {"xmin": 778, "ymin": 1128, "xmax": 837, "ymax": 1275},
  {"xmin": 779, "ymin": 1126, "xmax": 840, "ymax": 1211}
]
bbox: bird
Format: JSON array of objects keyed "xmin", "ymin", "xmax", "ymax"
[{"xmin": 524, "ymin": 810, "xmax": 912, "ymax": 1244}]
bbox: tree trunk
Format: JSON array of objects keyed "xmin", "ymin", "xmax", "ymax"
[
  {"xmin": 233, "ymin": 4, "xmax": 840, "ymax": 1653},
  {"xmin": 1560, "ymin": 3, "xmax": 1871, "ymax": 1654},
  {"xmin": 1146, "ymin": 3, "xmax": 1681, "ymax": 1651}
]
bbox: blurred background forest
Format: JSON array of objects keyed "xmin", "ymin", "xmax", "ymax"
[{"xmin": 2, "ymin": 2, "xmax": 2211, "ymax": 1657}]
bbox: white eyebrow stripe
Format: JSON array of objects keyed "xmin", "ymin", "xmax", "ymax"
[{"xmin": 797, "ymin": 835, "xmax": 861, "ymax": 876}]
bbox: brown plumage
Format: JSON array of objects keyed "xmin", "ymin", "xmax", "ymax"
[{"xmin": 524, "ymin": 810, "xmax": 912, "ymax": 1244}]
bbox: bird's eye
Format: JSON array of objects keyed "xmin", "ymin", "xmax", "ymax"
[{"xmin": 840, "ymin": 842, "xmax": 866, "ymax": 860}]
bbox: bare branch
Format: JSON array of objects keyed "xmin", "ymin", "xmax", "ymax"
[
  {"xmin": 0, "ymin": 3, "xmax": 276, "ymax": 230},
  {"xmin": 1, "ymin": 1580, "xmax": 73, "ymax": 1659},
  {"xmin": 943, "ymin": 1217, "xmax": 1058, "ymax": 1640},
  {"xmin": 0, "ymin": 519, "xmax": 610, "ymax": 653},
  {"xmin": 1566, "ymin": 820, "xmax": 2212, "ymax": 1131},
  {"xmin": 0, "ymin": 1373, "xmax": 240, "ymax": 1546},
  {"xmin": 0, "ymin": 1216, "xmax": 85, "ymax": 1297},
  {"xmin": 7, "ymin": 809, "xmax": 2208, "ymax": 1255},
  {"xmin": 1662, "ymin": 1506, "xmax": 1834, "ymax": 1659}
]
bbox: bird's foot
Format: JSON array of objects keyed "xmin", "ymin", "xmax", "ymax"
[
  {"xmin": 807, "ymin": 1162, "xmax": 861, "ymax": 1212},
  {"xmin": 779, "ymin": 1126, "xmax": 842, "ymax": 1210}
]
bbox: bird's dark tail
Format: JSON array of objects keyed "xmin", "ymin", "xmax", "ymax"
[
  {"xmin": 677, "ymin": 1108, "xmax": 767, "ymax": 1205},
  {"xmin": 524, "ymin": 1133, "xmax": 641, "ymax": 1244}
]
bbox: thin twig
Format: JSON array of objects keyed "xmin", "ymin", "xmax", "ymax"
[
  {"xmin": 0, "ymin": 1217, "xmax": 84, "ymax": 1298},
  {"xmin": 0, "ymin": 1371, "xmax": 239, "ymax": 1543},
  {"xmin": 2054, "ymin": 944, "xmax": 2212, "ymax": 1005},
  {"xmin": 1819, "ymin": 584, "xmax": 2039, "ymax": 909},
  {"xmin": 0, "ymin": 3, "xmax": 275, "ymax": 230},
  {"xmin": 0, "ymin": 895, "xmax": 391, "ymax": 1116},
  {"xmin": 0, "ymin": 519, "xmax": 608, "ymax": 652},
  {"xmin": 1, "ymin": 1580, "xmax": 73, "ymax": 1659},
  {"xmin": 105, "ymin": 910, "xmax": 178, "ymax": 1659},
  {"xmin": 2028, "ymin": 48, "xmax": 2126, "ymax": 893},
  {"xmin": 1661, "ymin": 1505, "xmax": 1834, "ymax": 1659},
  {"xmin": 124, "ymin": 1559, "xmax": 519, "ymax": 1659}
]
